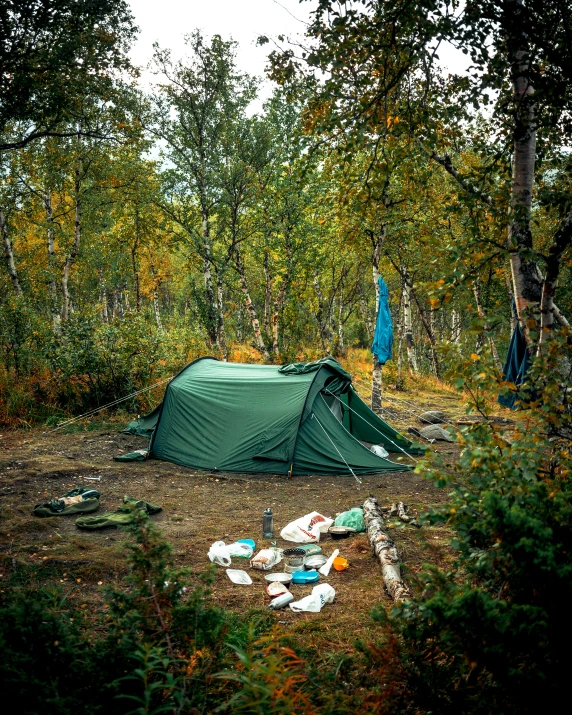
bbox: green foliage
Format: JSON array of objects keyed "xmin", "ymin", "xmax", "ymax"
[
  {"xmin": 0, "ymin": 0, "xmax": 138, "ymax": 151},
  {"xmin": 218, "ymin": 626, "xmax": 317, "ymax": 715},
  {"xmin": 0, "ymin": 507, "xmax": 292, "ymax": 714},
  {"xmin": 371, "ymin": 331, "xmax": 572, "ymax": 713}
]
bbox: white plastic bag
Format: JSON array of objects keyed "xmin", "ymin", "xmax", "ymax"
[
  {"xmin": 370, "ymin": 444, "xmax": 389, "ymax": 458},
  {"xmin": 227, "ymin": 541, "xmax": 254, "ymax": 559},
  {"xmin": 208, "ymin": 540, "xmax": 254, "ymax": 566},
  {"xmin": 250, "ymin": 548, "xmax": 282, "ymax": 571},
  {"xmin": 289, "ymin": 583, "xmax": 336, "ymax": 613},
  {"xmin": 280, "ymin": 511, "xmax": 334, "ymax": 543},
  {"xmin": 226, "ymin": 569, "xmax": 252, "ymax": 585},
  {"xmin": 208, "ymin": 541, "xmax": 232, "ymax": 567}
]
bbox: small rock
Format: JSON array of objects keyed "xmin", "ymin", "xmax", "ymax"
[
  {"xmin": 419, "ymin": 425, "xmax": 455, "ymax": 442},
  {"xmin": 419, "ymin": 410, "xmax": 447, "ymax": 424}
]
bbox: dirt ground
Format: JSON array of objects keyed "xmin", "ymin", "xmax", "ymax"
[{"xmin": 0, "ymin": 393, "xmax": 465, "ymax": 651}]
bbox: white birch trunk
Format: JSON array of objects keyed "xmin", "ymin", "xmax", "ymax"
[
  {"xmin": 363, "ymin": 496, "xmax": 410, "ymax": 602},
  {"xmin": 507, "ymin": 39, "xmax": 540, "ymax": 345},
  {"xmin": 216, "ymin": 273, "xmax": 228, "ymax": 362},
  {"xmin": 201, "ymin": 215, "xmax": 218, "ymax": 347},
  {"xmin": 371, "ymin": 232, "xmax": 384, "ymax": 412},
  {"xmin": 264, "ymin": 249, "xmax": 272, "ymax": 338},
  {"xmin": 153, "ymin": 289, "xmax": 163, "ymax": 331},
  {"xmin": 44, "ymin": 191, "xmax": 60, "ymax": 329},
  {"xmin": 235, "ymin": 246, "xmax": 269, "ymax": 360},
  {"xmin": 402, "ymin": 267, "xmax": 417, "ymax": 374},
  {"xmin": 1, "ymin": 209, "xmax": 23, "ymax": 297},
  {"xmin": 61, "ymin": 156, "xmax": 82, "ymax": 321}
]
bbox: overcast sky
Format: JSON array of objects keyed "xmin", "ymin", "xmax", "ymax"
[
  {"xmin": 128, "ymin": 0, "xmax": 314, "ymax": 103},
  {"xmin": 127, "ymin": 0, "xmax": 468, "ymax": 97}
]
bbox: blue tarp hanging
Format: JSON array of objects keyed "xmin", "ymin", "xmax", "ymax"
[
  {"xmin": 498, "ymin": 320, "xmax": 532, "ymax": 409},
  {"xmin": 372, "ymin": 277, "xmax": 394, "ymax": 365}
]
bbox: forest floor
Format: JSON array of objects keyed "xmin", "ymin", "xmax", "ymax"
[{"xmin": 0, "ymin": 378, "xmax": 495, "ymax": 658}]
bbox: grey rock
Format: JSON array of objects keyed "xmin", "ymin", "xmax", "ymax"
[
  {"xmin": 419, "ymin": 425, "xmax": 455, "ymax": 442},
  {"xmin": 419, "ymin": 410, "xmax": 447, "ymax": 424}
]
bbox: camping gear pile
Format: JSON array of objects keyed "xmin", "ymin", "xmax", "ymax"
[{"xmin": 207, "ymin": 507, "xmax": 368, "ymax": 612}]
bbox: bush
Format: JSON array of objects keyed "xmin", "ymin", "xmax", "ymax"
[{"xmin": 371, "ymin": 329, "xmax": 572, "ymax": 714}]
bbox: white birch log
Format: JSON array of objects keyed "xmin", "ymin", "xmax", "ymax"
[{"xmin": 363, "ymin": 496, "xmax": 410, "ymax": 601}]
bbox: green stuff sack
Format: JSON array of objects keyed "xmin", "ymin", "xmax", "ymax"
[
  {"xmin": 75, "ymin": 496, "xmax": 161, "ymax": 530},
  {"xmin": 334, "ymin": 507, "xmax": 366, "ymax": 532}
]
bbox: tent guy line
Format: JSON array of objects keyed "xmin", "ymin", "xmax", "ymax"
[
  {"xmin": 323, "ymin": 389, "xmax": 422, "ymax": 463},
  {"xmin": 44, "ymin": 376, "xmax": 173, "ymax": 434},
  {"xmin": 351, "ymin": 377, "xmax": 457, "ymax": 431},
  {"xmin": 311, "ymin": 411, "xmax": 363, "ymax": 487}
]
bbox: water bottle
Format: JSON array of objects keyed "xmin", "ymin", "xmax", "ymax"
[
  {"xmin": 263, "ymin": 507, "xmax": 274, "ymax": 539},
  {"xmin": 268, "ymin": 591, "xmax": 294, "ymax": 609}
]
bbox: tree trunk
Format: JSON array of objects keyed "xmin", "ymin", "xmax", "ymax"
[
  {"xmin": 272, "ymin": 271, "xmax": 289, "ymax": 358},
  {"xmin": 371, "ymin": 228, "xmax": 384, "ymax": 411},
  {"xmin": 201, "ymin": 214, "xmax": 218, "ymax": 346},
  {"xmin": 235, "ymin": 246, "xmax": 269, "ymax": 360},
  {"xmin": 402, "ymin": 267, "xmax": 417, "ymax": 374},
  {"xmin": 506, "ymin": 10, "xmax": 540, "ymax": 343},
  {"xmin": 153, "ymin": 289, "xmax": 163, "ymax": 330},
  {"xmin": 98, "ymin": 271, "xmax": 108, "ymax": 323},
  {"xmin": 264, "ymin": 248, "xmax": 272, "ymax": 338},
  {"xmin": 61, "ymin": 155, "xmax": 82, "ymax": 321},
  {"xmin": 396, "ymin": 286, "xmax": 404, "ymax": 389},
  {"xmin": 472, "ymin": 281, "xmax": 502, "ymax": 369},
  {"xmin": 538, "ymin": 211, "xmax": 572, "ymax": 349},
  {"xmin": 132, "ymin": 206, "xmax": 141, "ymax": 312},
  {"xmin": 451, "ymin": 309, "xmax": 461, "ymax": 344},
  {"xmin": 410, "ymin": 287, "xmax": 441, "ymax": 378},
  {"xmin": 313, "ymin": 270, "xmax": 333, "ymax": 354},
  {"xmin": 337, "ymin": 296, "xmax": 345, "ymax": 357},
  {"xmin": 216, "ymin": 272, "xmax": 228, "ymax": 361},
  {"xmin": 1, "ymin": 209, "xmax": 23, "ymax": 296},
  {"xmin": 44, "ymin": 191, "xmax": 60, "ymax": 329},
  {"xmin": 362, "ymin": 496, "xmax": 410, "ymax": 602}
]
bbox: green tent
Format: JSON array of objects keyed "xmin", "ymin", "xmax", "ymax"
[{"xmin": 124, "ymin": 357, "xmax": 422, "ymax": 476}]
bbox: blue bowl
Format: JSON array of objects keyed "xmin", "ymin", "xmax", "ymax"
[{"xmin": 291, "ymin": 570, "xmax": 319, "ymax": 584}]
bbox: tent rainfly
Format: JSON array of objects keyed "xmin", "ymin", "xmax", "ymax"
[{"xmin": 124, "ymin": 357, "xmax": 423, "ymax": 476}]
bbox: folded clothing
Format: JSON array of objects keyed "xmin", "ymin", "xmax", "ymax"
[
  {"xmin": 33, "ymin": 487, "xmax": 101, "ymax": 518},
  {"xmin": 75, "ymin": 496, "xmax": 162, "ymax": 530}
]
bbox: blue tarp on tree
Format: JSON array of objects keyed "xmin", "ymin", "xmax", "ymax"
[
  {"xmin": 372, "ymin": 277, "xmax": 394, "ymax": 365},
  {"xmin": 498, "ymin": 321, "xmax": 532, "ymax": 409}
]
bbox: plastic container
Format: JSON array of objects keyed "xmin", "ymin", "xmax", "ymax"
[
  {"xmin": 329, "ymin": 526, "xmax": 353, "ymax": 540},
  {"xmin": 226, "ymin": 569, "xmax": 253, "ymax": 585},
  {"xmin": 304, "ymin": 554, "xmax": 328, "ymax": 569},
  {"xmin": 264, "ymin": 572, "xmax": 292, "ymax": 588},
  {"xmin": 291, "ymin": 570, "xmax": 320, "ymax": 585},
  {"xmin": 263, "ymin": 508, "xmax": 274, "ymax": 538},
  {"xmin": 237, "ymin": 538, "xmax": 256, "ymax": 551},
  {"xmin": 297, "ymin": 544, "xmax": 322, "ymax": 556},
  {"xmin": 333, "ymin": 557, "xmax": 349, "ymax": 571}
]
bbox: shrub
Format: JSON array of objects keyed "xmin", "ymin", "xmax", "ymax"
[{"xmin": 372, "ymin": 329, "xmax": 572, "ymax": 714}]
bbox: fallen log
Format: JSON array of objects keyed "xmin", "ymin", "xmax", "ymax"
[{"xmin": 363, "ymin": 495, "xmax": 410, "ymax": 601}]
